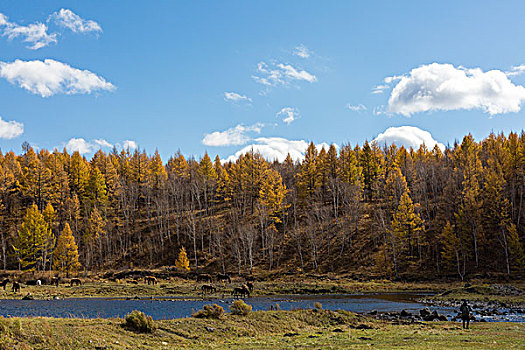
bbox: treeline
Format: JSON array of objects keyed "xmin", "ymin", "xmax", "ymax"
[{"xmin": 0, "ymin": 132, "xmax": 523, "ymax": 279}]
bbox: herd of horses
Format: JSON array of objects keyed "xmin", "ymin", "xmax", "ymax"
[
  {"xmin": 197, "ymin": 273, "xmax": 254, "ymax": 298},
  {"xmin": 0, "ymin": 277, "xmax": 83, "ymax": 293},
  {"xmin": 1, "ymin": 272, "xmax": 254, "ymax": 299}
]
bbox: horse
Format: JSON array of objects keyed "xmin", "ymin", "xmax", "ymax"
[
  {"xmin": 145, "ymin": 276, "xmax": 157, "ymax": 285},
  {"xmin": 51, "ymin": 277, "xmax": 61, "ymax": 287},
  {"xmin": 231, "ymin": 286, "xmax": 250, "ymax": 298},
  {"xmin": 245, "ymin": 282, "xmax": 254, "ymax": 293},
  {"xmin": 25, "ymin": 279, "xmax": 39, "ymax": 286},
  {"xmin": 36, "ymin": 280, "xmax": 42, "ymax": 286},
  {"xmin": 1, "ymin": 278, "xmax": 10, "ymax": 290},
  {"xmin": 70, "ymin": 278, "xmax": 82, "ymax": 286},
  {"xmin": 196, "ymin": 274, "xmax": 213, "ymax": 283},
  {"xmin": 12, "ymin": 281, "xmax": 20, "ymax": 293},
  {"xmin": 217, "ymin": 273, "xmax": 231, "ymax": 284},
  {"xmin": 201, "ymin": 284, "xmax": 216, "ymax": 296}
]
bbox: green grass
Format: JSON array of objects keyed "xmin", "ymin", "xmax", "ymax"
[
  {"xmin": 431, "ymin": 283, "xmax": 525, "ymax": 306},
  {"xmin": 0, "ymin": 309, "xmax": 523, "ymax": 349}
]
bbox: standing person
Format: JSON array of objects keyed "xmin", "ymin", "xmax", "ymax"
[{"xmin": 460, "ymin": 300, "xmax": 472, "ymax": 329}]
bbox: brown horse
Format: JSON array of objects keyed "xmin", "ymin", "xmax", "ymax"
[
  {"xmin": 201, "ymin": 284, "xmax": 216, "ymax": 296},
  {"xmin": 70, "ymin": 278, "xmax": 82, "ymax": 286},
  {"xmin": 12, "ymin": 281, "xmax": 20, "ymax": 293},
  {"xmin": 217, "ymin": 273, "xmax": 231, "ymax": 284},
  {"xmin": 51, "ymin": 277, "xmax": 61, "ymax": 286},
  {"xmin": 1, "ymin": 278, "xmax": 10, "ymax": 290},
  {"xmin": 145, "ymin": 276, "xmax": 157, "ymax": 285},
  {"xmin": 196, "ymin": 274, "xmax": 213, "ymax": 283},
  {"xmin": 232, "ymin": 286, "xmax": 250, "ymax": 298},
  {"xmin": 245, "ymin": 282, "xmax": 254, "ymax": 293}
]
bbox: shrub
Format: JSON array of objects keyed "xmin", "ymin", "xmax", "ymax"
[
  {"xmin": 192, "ymin": 304, "xmax": 224, "ymax": 319},
  {"xmin": 230, "ymin": 299, "xmax": 252, "ymax": 316},
  {"xmin": 122, "ymin": 310, "xmax": 156, "ymax": 333},
  {"xmin": 313, "ymin": 302, "xmax": 322, "ymax": 310}
]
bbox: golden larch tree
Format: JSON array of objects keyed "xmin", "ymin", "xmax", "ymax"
[{"xmin": 53, "ymin": 223, "xmax": 81, "ymax": 277}]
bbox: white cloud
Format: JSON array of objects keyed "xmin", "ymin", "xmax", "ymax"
[
  {"xmin": 0, "ymin": 13, "xmax": 57, "ymax": 49},
  {"xmin": 94, "ymin": 138, "xmax": 112, "ymax": 148},
  {"xmin": 253, "ymin": 61, "xmax": 317, "ymax": 87},
  {"xmin": 346, "ymin": 103, "xmax": 367, "ymax": 112},
  {"xmin": 224, "ymin": 92, "xmax": 252, "ymax": 103},
  {"xmin": 0, "ymin": 59, "xmax": 115, "ymax": 97},
  {"xmin": 66, "ymin": 138, "xmax": 132, "ymax": 154},
  {"xmin": 223, "ymin": 137, "xmax": 332, "ymax": 163},
  {"xmin": 49, "ymin": 9, "xmax": 102, "ymax": 34},
  {"xmin": 293, "ymin": 44, "xmax": 311, "ymax": 58},
  {"xmin": 506, "ymin": 64, "xmax": 525, "ymax": 77},
  {"xmin": 66, "ymin": 138, "xmax": 96, "ymax": 154},
  {"xmin": 0, "ymin": 116, "xmax": 23, "ymax": 139},
  {"xmin": 372, "ymin": 84, "xmax": 389, "ymax": 94},
  {"xmin": 373, "ymin": 126, "xmax": 445, "ymax": 151},
  {"xmin": 202, "ymin": 123, "xmax": 263, "ymax": 147},
  {"xmin": 122, "ymin": 140, "xmax": 137, "ymax": 150},
  {"xmin": 386, "ymin": 63, "xmax": 525, "ymax": 116},
  {"xmin": 276, "ymin": 107, "xmax": 299, "ymax": 125}
]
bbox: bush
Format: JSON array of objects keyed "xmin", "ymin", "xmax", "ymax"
[
  {"xmin": 122, "ymin": 310, "xmax": 156, "ymax": 333},
  {"xmin": 313, "ymin": 302, "xmax": 323, "ymax": 310},
  {"xmin": 192, "ymin": 304, "xmax": 224, "ymax": 319},
  {"xmin": 230, "ymin": 299, "xmax": 252, "ymax": 316}
]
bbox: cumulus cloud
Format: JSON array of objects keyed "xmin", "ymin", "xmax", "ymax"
[
  {"xmin": 276, "ymin": 107, "xmax": 299, "ymax": 125},
  {"xmin": 66, "ymin": 138, "xmax": 96, "ymax": 154},
  {"xmin": 202, "ymin": 123, "xmax": 263, "ymax": 147},
  {"xmin": 49, "ymin": 9, "xmax": 102, "ymax": 34},
  {"xmin": 0, "ymin": 59, "xmax": 115, "ymax": 97},
  {"xmin": 223, "ymin": 137, "xmax": 332, "ymax": 163},
  {"xmin": 122, "ymin": 140, "xmax": 137, "ymax": 150},
  {"xmin": 385, "ymin": 63, "xmax": 525, "ymax": 116},
  {"xmin": 0, "ymin": 116, "xmax": 23, "ymax": 139},
  {"xmin": 373, "ymin": 126, "xmax": 445, "ymax": 151},
  {"xmin": 224, "ymin": 92, "xmax": 252, "ymax": 103},
  {"xmin": 66, "ymin": 138, "xmax": 134, "ymax": 154},
  {"xmin": 0, "ymin": 13, "xmax": 57, "ymax": 49},
  {"xmin": 293, "ymin": 44, "xmax": 311, "ymax": 58},
  {"xmin": 253, "ymin": 62, "xmax": 317, "ymax": 87},
  {"xmin": 346, "ymin": 103, "xmax": 367, "ymax": 112}
]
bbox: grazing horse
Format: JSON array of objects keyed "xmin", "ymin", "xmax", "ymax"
[
  {"xmin": 1, "ymin": 278, "xmax": 10, "ymax": 290},
  {"xmin": 245, "ymin": 282, "xmax": 254, "ymax": 293},
  {"xmin": 70, "ymin": 278, "xmax": 82, "ymax": 286},
  {"xmin": 12, "ymin": 281, "xmax": 20, "ymax": 293},
  {"xmin": 25, "ymin": 280, "xmax": 39, "ymax": 286},
  {"xmin": 231, "ymin": 286, "xmax": 250, "ymax": 298},
  {"xmin": 145, "ymin": 276, "xmax": 157, "ymax": 285},
  {"xmin": 36, "ymin": 280, "xmax": 42, "ymax": 286},
  {"xmin": 51, "ymin": 277, "xmax": 61, "ymax": 286},
  {"xmin": 201, "ymin": 284, "xmax": 216, "ymax": 296},
  {"xmin": 196, "ymin": 274, "xmax": 213, "ymax": 283},
  {"xmin": 217, "ymin": 273, "xmax": 231, "ymax": 284}
]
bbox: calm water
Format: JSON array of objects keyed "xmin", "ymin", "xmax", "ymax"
[{"xmin": 0, "ymin": 294, "xmax": 522, "ymax": 322}]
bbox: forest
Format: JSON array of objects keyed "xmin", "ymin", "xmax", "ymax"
[{"xmin": 0, "ymin": 131, "xmax": 523, "ymax": 280}]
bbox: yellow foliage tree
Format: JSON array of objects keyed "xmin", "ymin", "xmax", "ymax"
[
  {"xmin": 53, "ymin": 223, "xmax": 81, "ymax": 277},
  {"xmin": 175, "ymin": 246, "xmax": 190, "ymax": 272}
]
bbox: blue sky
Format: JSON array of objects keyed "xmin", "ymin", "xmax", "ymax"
[{"xmin": 0, "ymin": 1, "xmax": 524, "ymax": 161}]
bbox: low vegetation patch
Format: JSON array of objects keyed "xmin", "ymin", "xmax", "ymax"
[
  {"xmin": 192, "ymin": 304, "xmax": 224, "ymax": 319},
  {"xmin": 230, "ymin": 299, "xmax": 252, "ymax": 315},
  {"xmin": 122, "ymin": 310, "xmax": 156, "ymax": 333}
]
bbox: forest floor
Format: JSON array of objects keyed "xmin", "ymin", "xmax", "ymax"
[
  {"xmin": 0, "ymin": 272, "xmax": 524, "ymax": 307},
  {"xmin": 0, "ymin": 308, "xmax": 524, "ymax": 349}
]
